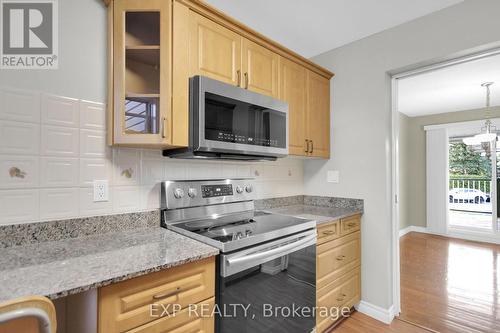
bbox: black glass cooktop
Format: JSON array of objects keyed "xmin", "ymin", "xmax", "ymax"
[{"xmin": 171, "ymin": 211, "xmax": 316, "ymax": 249}]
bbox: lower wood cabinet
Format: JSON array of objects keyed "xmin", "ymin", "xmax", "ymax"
[
  {"xmin": 98, "ymin": 257, "xmax": 215, "ymax": 333},
  {"xmin": 316, "ymin": 214, "xmax": 361, "ymax": 332}
]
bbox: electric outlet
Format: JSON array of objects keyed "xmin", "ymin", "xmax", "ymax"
[{"xmin": 93, "ymin": 180, "xmax": 109, "ymax": 202}]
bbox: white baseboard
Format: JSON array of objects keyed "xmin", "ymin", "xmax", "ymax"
[
  {"xmin": 399, "ymin": 225, "xmax": 428, "ymax": 237},
  {"xmin": 355, "ymin": 301, "xmax": 395, "ymax": 324}
]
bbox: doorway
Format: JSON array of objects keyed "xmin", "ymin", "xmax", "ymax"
[{"xmin": 392, "ymin": 48, "xmax": 500, "ymax": 332}]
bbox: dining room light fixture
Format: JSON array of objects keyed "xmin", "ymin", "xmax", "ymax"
[{"xmin": 462, "ymin": 82, "xmax": 496, "ymax": 146}]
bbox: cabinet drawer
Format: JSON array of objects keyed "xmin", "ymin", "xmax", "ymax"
[
  {"xmin": 126, "ymin": 297, "xmax": 215, "ymax": 333},
  {"xmin": 316, "ymin": 268, "xmax": 360, "ymax": 333},
  {"xmin": 340, "ymin": 214, "xmax": 361, "ymax": 235},
  {"xmin": 99, "ymin": 257, "xmax": 215, "ymax": 333},
  {"xmin": 317, "ymin": 220, "xmax": 340, "ymax": 244},
  {"xmin": 317, "ymin": 232, "xmax": 360, "ymax": 290}
]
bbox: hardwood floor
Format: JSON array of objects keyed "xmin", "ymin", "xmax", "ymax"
[
  {"xmin": 333, "ymin": 312, "xmax": 431, "ymax": 332},
  {"xmin": 400, "ymin": 232, "xmax": 500, "ymax": 333}
]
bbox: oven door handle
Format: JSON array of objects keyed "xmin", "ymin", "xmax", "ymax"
[{"xmin": 226, "ymin": 234, "xmax": 316, "ymax": 266}]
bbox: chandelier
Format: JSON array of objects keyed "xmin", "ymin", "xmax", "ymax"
[{"xmin": 462, "ymin": 82, "xmax": 496, "ymax": 146}]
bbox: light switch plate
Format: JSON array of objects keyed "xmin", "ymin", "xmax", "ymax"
[
  {"xmin": 327, "ymin": 170, "xmax": 340, "ymax": 183},
  {"xmin": 93, "ymin": 180, "xmax": 109, "ymax": 202}
]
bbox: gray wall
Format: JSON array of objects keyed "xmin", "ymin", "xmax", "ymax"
[
  {"xmin": 399, "ymin": 106, "xmax": 500, "ymax": 230},
  {"xmin": 0, "ymin": 0, "xmax": 107, "ymax": 102},
  {"xmin": 305, "ymin": 0, "xmax": 500, "ymax": 310}
]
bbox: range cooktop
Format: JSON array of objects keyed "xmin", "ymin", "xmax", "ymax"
[{"xmin": 168, "ymin": 211, "xmax": 316, "ymax": 253}]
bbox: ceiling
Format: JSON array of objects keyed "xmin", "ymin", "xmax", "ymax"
[
  {"xmin": 203, "ymin": 0, "xmax": 463, "ymax": 58},
  {"xmin": 398, "ymin": 54, "xmax": 500, "ymax": 117}
]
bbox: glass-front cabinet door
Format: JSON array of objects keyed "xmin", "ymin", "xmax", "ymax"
[{"xmin": 112, "ymin": 0, "xmax": 171, "ymax": 145}]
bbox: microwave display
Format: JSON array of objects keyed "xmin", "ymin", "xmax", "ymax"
[{"xmin": 204, "ymin": 92, "xmax": 286, "ymax": 148}]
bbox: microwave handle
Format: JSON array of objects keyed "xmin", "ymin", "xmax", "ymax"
[{"xmin": 226, "ymin": 234, "xmax": 316, "ymax": 267}]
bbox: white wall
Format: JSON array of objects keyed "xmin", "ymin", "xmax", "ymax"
[
  {"xmin": 305, "ymin": 0, "xmax": 500, "ymax": 311},
  {"xmin": 0, "ymin": 0, "xmax": 303, "ymax": 225}
]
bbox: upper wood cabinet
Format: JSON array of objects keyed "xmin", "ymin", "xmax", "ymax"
[
  {"xmin": 188, "ymin": 12, "xmax": 242, "ymax": 86},
  {"xmin": 280, "ymin": 58, "xmax": 307, "ymax": 155},
  {"xmin": 242, "ymin": 39, "xmax": 280, "ymax": 98},
  {"xmin": 105, "ymin": 0, "xmax": 333, "ymax": 155},
  {"xmin": 109, "ymin": 0, "xmax": 172, "ymax": 147},
  {"xmin": 187, "ymin": 11, "xmax": 279, "ymax": 98},
  {"xmin": 279, "ymin": 62, "xmax": 331, "ymax": 158},
  {"xmin": 306, "ymin": 70, "xmax": 330, "ymax": 158}
]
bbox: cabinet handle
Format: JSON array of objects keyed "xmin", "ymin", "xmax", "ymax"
[
  {"xmin": 347, "ymin": 222, "xmax": 357, "ymax": 228},
  {"xmin": 305, "ymin": 139, "xmax": 309, "ymax": 153},
  {"xmin": 322, "ymin": 230, "xmax": 335, "ymax": 236},
  {"xmin": 336, "ymin": 293, "xmax": 347, "ymax": 302},
  {"xmin": 237, "ymin": 70, "xmax": 241, "ymax": 87},
  {"xmin": 161, "ymin": 117, "xmax": 167, "ymax": 139},
  {"xmin": 336, "ymin": 255, "xmax": 346, "ymax": 261},
  {"xmin": 244, "ymin": 72, "xmax": 249, "ymax": 89},
  {"xmin": 310, "ymin": 140, "xmax": 314, "ymax": 154},
  {"xmin": 153, "ymin": 287, "xmax": 181, "ymax": 300}
]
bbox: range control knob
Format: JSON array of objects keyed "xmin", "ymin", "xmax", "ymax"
[
  {"xmin": 236, "ymin": 185, "xmax": 244, "ymax": 194},
  {"xmin": 245, "ymin": 185, "xmax": 253, "ymax": 193},
  {"xmin": 173, "ymin": 188, "xmax": 185, "ymax": 199},
  {"xmin": 188, "ymin": 188, "xmax": 197, "ymax": 198}
]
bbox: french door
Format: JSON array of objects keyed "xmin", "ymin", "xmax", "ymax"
[{"xmin": 448, "ymin": 139, "xmax": 499, "ymax": 234}]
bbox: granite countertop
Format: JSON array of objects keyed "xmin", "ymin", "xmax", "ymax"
[
  {"xmin": 0, "ymin": 228, "xmax": 218, "ymax": 302},
  {"xmin": 265, "ymin": 205, "xmax": 362, "ymax": 225}
]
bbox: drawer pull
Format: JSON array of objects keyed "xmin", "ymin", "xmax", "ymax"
[
  {"xmin": 336, "ymin": 255, "xmax": 346, "ymax": 261},
  {"xmin": 336, "ymin": 293, "xmax": 347, "ymax": 302},
  {"xmin": 347, "ymin": 222, "xmax": 357, "ymax": 228},
  {"xmin": 322, "ymin": 230, "xmax": 335, "ymax": 236},
  {"xmin": 152, "ymin": 287, "xmax": 181, "ymax": 300}
]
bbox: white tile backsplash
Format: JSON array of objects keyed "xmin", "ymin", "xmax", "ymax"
[
  {"xmin": 41, "ymin": 125, "xmax": 79, "ymax": 157},
  {"xmin": 40, "ymin": 157, "xmax": 79, "ymax": 187},
  {"xmin": 0, "ymin": 155, "xmax": 39, "ymax": 189},
  {"xmin": 113, "ymin": 148, "xmax": 140, "ymax": 186},
  {"xmin": 0, "ymin": 89, "xmax": 304, "ymax": 225},
  {"xmin": 41, "ymin": 94, "xmax": 79, "ymax": 127},
  {"xmin": 79, "ymin": 187, "xmax": 112, "ymax": 216},
  {"xmin": 40, "ymin": 188, "xmax": 79, "ymax": 220},
  {"xmin": 0, "ymin": 189, "xmax": 39, "ymax": 223},
  {"xmin": 0, "ymin": 87, "xmax": 40, "ymax": 123},
  {"xmin": 79, "ymin": 158, "xmax": 112, "ymax": 187},
  {"xmin": 80, "ymin": 129, "xmax": 108, "ymax": 158},
  {"xmin": 142, "ymin": 184, "xmax": 161, "ymax": 209},
  {"xmin": 0, "ymin": 120, "xmax": 40, "ymax": 155},
  {"xmin": 79, "ymin": 100, "xmax": 105, "ymax": 130},
  {"xmin": 113, "ymin": 186, "xmax": 142, "ymax": 213}
]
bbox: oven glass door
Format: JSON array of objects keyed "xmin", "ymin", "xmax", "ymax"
[
  {"xmin": 218, "ymin": 244, "xmax": 316, "ymax": 333},
  {"xmin": 204, "ymin": 92, "xmax": 286, "ymax": 149}
]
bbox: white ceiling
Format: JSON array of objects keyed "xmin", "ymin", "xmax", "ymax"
[
  {"xmin": 398, "ymin": 54, "xmax": 500, "ymax": 117},
  {"xmin": 204, "ymin": 0, "xmax": 463, "ymax": 58}
]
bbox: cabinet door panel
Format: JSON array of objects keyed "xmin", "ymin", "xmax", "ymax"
[
  {"xmin": 306, "ymin": 70, "xmax": 330, "ymax": 158},
  {"xmin": 242, "ymin": 39, "xmax": 279, "ymax": 98},
  {"xmin": 113, "ymin": 0, "xmax": 171, "ymax": 146},
  {"xmin": 189, "ymin": 13, "xmax": 241, "ymax": 86},
  {"xmin": 280, "ymin": 58, "xmax": 306, "ymax": 156}
]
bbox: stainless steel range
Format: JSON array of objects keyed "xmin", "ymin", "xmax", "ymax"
[{"xmin": 161, "ymin": 179, "xmax": 317, "ymax": 333}]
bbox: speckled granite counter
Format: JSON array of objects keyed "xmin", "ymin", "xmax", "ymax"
[
  {"xmin": 0, "ymin": 227, "xmax": 218, "ymax": 302},
  {"xmin": 264, "ymin": 205, "xmax": 362, "ymax": 225}
]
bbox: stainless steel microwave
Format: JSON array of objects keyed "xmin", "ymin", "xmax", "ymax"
[{"xmin": 164, "ymin": 76, "xmax": 288, "ymax": 161}]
